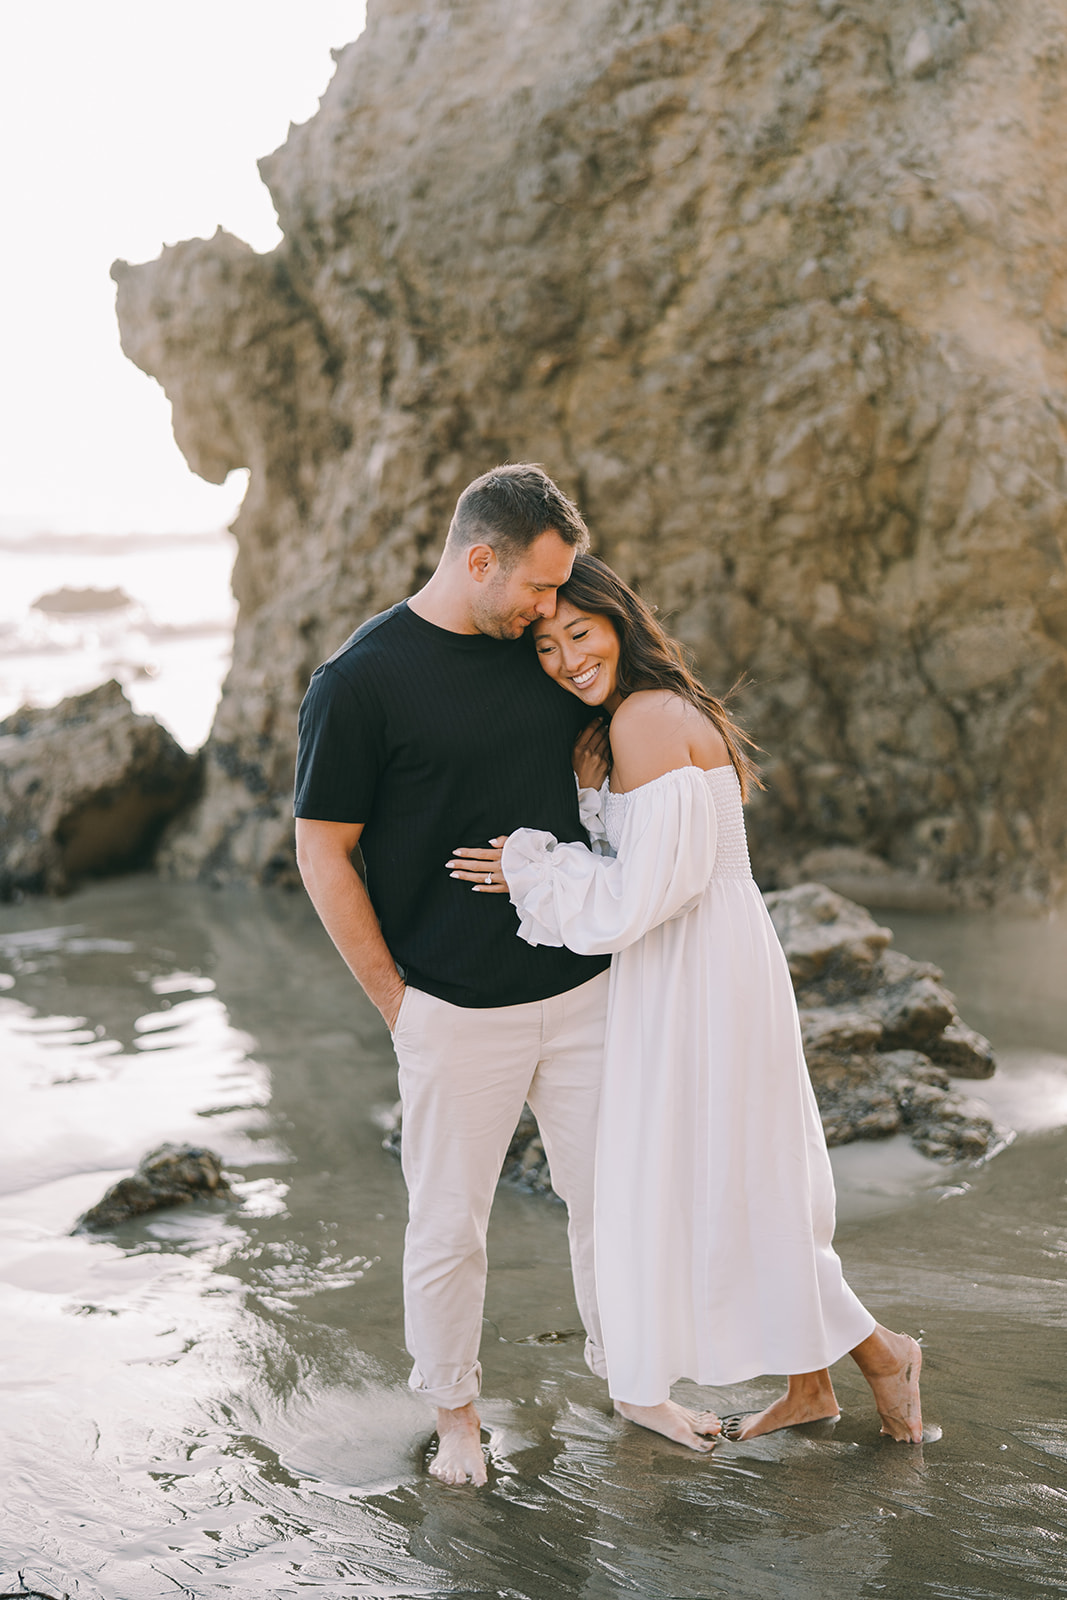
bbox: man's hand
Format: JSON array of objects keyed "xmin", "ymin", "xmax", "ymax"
[
  {"xmin": 447, "ymin": 836, "xmax": 510, "ymax": 893},
  {"xmin": 383, "ymin": 977, "xmax": 406, "ymax": 1032},
  {"xmin": 574, "ymin": 717, "xmax": 610, "ymax": 790}
]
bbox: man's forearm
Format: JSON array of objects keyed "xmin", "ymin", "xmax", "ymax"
[{"xmin": 298, "ymin": 847, "xmax": 405, "ymax": 1026}]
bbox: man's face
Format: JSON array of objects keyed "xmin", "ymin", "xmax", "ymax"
[{"xmin": 470, "ymin": 529, "xmax": 577, "ymax": 639}]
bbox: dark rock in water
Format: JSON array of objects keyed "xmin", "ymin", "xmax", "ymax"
[
  {"xmin": 32, "ymin": 585, "xmax": 132, "ymax": 614},
  {"xmin": 766, "ymin": 883, "xmax": 999, "ymax": 1159},
  {"xmin": 73, "ymin": 1144, "xmax": 232, "ymax": 1232},
  {"xmin": 0, "ymin": 680, "xmax": 201, "ymax": 898},
  {"xmin": 928, "ymin": 1020, "xmax": 998, "ymax": 1078},
  {"xmin": 498, "ymin": 1103, "xmax": 555, "ymax": 1196},
  {"xmin": 383, "ymin": 883, "xmax": 1000, "ymax": 1191},
  {"xmin": 382, "ymin": 1101, "xmax": 556, "ymax": 1197}
]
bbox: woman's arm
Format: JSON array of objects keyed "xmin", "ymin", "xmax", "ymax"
[
  {"xmin": 448, "ymin": 716, "xmax": 615, "ymax": 890},
  {"xmin": 448, "ymin": 693, "xmax": 731, "ymax": 914},
  {"xmin": 449, "ymin": 763, "xmax": 720, "ymax": 955}
]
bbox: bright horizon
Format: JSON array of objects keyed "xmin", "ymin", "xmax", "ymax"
[{"xmin": 0, "ymin": 2, "xmax": 366, "ymax": 537}]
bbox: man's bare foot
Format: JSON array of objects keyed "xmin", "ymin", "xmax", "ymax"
[
  {"xmin": 615, "ymin": 1399, "xmax": 721, "ymax": 1452},
  {"xmin": 851, "ymin": 1327, "xmax": 923, "ymax": 1442},
  {"xmin": 429, "ymin": 1402, "xmax": 488, "ymax": 1485},
  {"xmin": 722, "ymin": 1370, "xmax": 840, "ymax": 1440}
]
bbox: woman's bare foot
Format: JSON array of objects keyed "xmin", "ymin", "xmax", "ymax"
[
  {"xmin": 850, "ymin": 1326, "xmax": 923, "ymax": 1442},
  {"xmin": 429, "ymin": 1402, "xmax": 488, "ymax": 1485},
  {"xmin": 722, "ymin": 1370, "xmax": 840, "ymax": 1440},
  {"xmin": 615, "ymin": 1399, "xmax": 721, "ymax": 1452}
]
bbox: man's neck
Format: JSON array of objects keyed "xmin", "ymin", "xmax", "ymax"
[{"xmin": 407, "ymin": 567, "xmax": 481, "ymax": 634}]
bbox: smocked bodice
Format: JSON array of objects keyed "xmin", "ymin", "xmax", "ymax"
[{"xmin": 603, "ymin": 764, "xmax": 752, "ymax": 878}]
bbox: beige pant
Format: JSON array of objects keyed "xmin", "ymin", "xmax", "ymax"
[{"xmin": 391, "ymin": 970, "xmax": 609, "ymax": 1408}]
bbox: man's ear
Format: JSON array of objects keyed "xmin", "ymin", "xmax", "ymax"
[{"xmin": 467, "ymin": 543, "xmax": 497, "ymax": 583}]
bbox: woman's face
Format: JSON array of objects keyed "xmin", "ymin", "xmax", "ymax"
[{"xmin": 532, "ymin": 600, "xmax": 623, "ymax": 712}]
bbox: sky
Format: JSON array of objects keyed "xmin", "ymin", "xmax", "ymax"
[{"xmin": 0, "ymin": 2, "xmax": 367, "ymax": 536}]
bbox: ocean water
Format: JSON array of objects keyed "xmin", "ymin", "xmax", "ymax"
[
  {"xmin": 0, "ymin": 527, "xmax": 236, "ymax": 752},
  {"xmin": 0, "ymin": 880, "xmax": 1065, "ymax": 1600}
]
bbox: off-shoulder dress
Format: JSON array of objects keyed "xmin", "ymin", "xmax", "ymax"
[{"xmin": 501, "ymin": 763, "xmax": 876, "ymax": 1406}]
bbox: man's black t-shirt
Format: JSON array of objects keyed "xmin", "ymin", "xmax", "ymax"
[{"xmin": 293, "ymin": 602, "xmax": 610, "ymax": 1008}]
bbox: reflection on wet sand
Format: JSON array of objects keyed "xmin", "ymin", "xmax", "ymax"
[{"xmin": 0, "ymin": 879, "xmax": 1065, "ymax": 1597}]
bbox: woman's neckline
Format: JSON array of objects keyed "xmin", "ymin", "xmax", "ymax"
[{"xmin": 607, "ymin": 761, "xmax": 736, "ymax": 797}]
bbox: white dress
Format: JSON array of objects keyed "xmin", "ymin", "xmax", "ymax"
[{"xmin": 501, "ymin": 764, "xmax": 876, "ymax": 1406}]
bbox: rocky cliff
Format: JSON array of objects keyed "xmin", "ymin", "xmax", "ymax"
[{"xmin": 114, "ymin": 0, "xmax": 1067, "ymax": 904}]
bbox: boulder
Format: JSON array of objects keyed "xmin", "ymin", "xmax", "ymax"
[
  {"xmin": 382, "ymin": 1101, "xmax": 556, "ymax": 1197},
  {"xmin": 767, "ymin": 882, "xmax": 998, "ymax": 1158},
  {"xmin": 73, "ymin": 1144, "xmax": 232, "ymax": 1232},
  {"xmin": 768, "ymin": 883, "xmax": 893, "ymax": 989},
  {"xmin": 0, "ymin": 680, "xmax": 200, "ymax": 898},
  {"xmin": 112, "ymin": 0, "xmax": 1067, "ymax": 906},
  {"xmin": 32, "ymin": 585, "xmax": 132, "ymax": 614}
]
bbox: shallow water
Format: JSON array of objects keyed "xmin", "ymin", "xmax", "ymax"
[{"xmin": 1, "ymin": 880, "xmax": 1065, "ymax": 1599}]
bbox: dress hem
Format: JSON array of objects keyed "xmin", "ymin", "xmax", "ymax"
[{"xmin": 606, "ymin": 1312, "xmax": 879, "ymax": 1405}]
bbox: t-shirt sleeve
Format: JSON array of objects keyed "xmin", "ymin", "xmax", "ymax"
[{"xmin": 293, "ymin": 662, "xmax": 384, "ymax": 822}]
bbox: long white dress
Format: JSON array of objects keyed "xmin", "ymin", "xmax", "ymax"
[{"xmin": 501, "ymin": 763, "xmax": 876, "ymax": 1406}]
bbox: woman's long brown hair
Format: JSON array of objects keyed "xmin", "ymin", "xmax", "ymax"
[{"xmin": 554, "ymin": 554, "xmax": 761, "ymax": 800}]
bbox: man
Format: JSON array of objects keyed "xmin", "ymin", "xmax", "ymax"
[{"xmin": 294, "ymin": 463, "xmax": 612, "ymax": 1486}]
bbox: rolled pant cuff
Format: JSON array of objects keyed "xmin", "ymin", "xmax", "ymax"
[{"xmin": 408, "ymin": 1359, "xmax": 483, "ymax": 1409}]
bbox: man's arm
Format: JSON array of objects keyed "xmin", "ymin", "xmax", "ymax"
[{"xmin": 295, "ymin": 817, "xmax": 406, "ymax": 1030}]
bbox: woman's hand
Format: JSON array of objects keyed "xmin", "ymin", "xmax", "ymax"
[
  {"xmin": 574, "ymin": 717, "xmax": 610, "ymax": 790},
  {"xmin": 447, "ymin": 836, "xmax": 511, "ymax": 893}
]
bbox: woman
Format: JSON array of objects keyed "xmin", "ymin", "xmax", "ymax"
[{"xmin": 447, "ymin": 555, "xmax": 924, "ymax": 1451}]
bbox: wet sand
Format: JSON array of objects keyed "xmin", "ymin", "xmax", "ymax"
[{"xmin": 1, "ymin": 880, "xmax": 1065, "ymax": 1599}]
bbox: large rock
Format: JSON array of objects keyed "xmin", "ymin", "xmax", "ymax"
[
  {"xmin": 114, "ymin": 0, "xmax": 1067, "ymax": 905},
  {"xmin": 73, "ymin": 1144, "xmax": 232, "ymax": 1232},
  {"xmin": 766, "ymin": 882, "xmax": 997, "ymax": 1158},
  {"xmin": 0, "ymin": 681, "xmax": 200, "ymax": 897}
]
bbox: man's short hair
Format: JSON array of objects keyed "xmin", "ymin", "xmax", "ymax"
[{"xmin": 446, "ymin": 463, "xmax": 589, "ymax": 567}]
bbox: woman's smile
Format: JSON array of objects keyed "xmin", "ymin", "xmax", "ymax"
[{"xmin": 533, "ymin": 601, "xmax": 623, "ymax": 711}]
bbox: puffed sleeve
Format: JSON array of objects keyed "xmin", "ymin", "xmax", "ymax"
[{"xmin": 502, "ymin": 766, "xmax": 717, "ymax": 954}]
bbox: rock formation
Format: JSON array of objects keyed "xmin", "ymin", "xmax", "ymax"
[
  {"xmin": 32, "ymin": 586, "xmax": 132, "ymax": 615},
  {"xmin": 0, "ymin": 681, "xmax": 201, "ymax": 898},
  {"xmin": 766, "ymin": 881, "xmax": 995, "ymax": 1157},
  {"xmin": 382, "ymin": 882, "xmax": 999, "ymax": 1181},
  {"xmin": 114, "ymin": 0, "xmax": 1067, "ymax": 905},
  {"xmin": 73, "ymin": 1144, "xmax": 232, "ymax": 1232}
]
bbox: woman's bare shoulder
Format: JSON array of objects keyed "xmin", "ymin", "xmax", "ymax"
[
  {"xmin": 610, "ymin": 689, "xmax": 686, "ymax": 731},
  {"xmin": 611, "ymin": 690, "xmax": 723, "ymax": 743},
  {"xmin": 610, "ymin": 692, "xmax": 727, "ymax": 790}
]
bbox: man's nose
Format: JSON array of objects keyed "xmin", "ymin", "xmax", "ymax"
[{"xmin": 535, "ymin": 591, "xmax": 558, "ymax": 618}]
